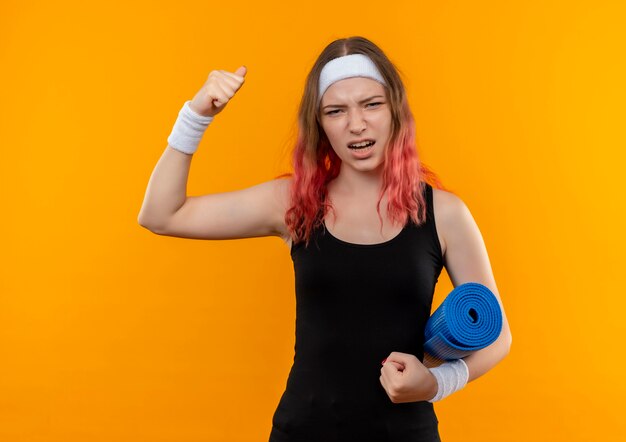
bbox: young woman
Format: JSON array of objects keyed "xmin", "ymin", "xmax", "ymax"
[{"xmin": 138, "ymin": 36, "xmax": 512, "ymax": 442}]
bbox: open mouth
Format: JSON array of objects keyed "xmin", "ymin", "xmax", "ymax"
[{"xmin": 348, "ymin": 140, "xmax": 376, "ymax": 150}]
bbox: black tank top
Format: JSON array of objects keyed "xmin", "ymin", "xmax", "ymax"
[{"xmin": 270, "ymin": 182, "xmax": 444, "ymax": 442}]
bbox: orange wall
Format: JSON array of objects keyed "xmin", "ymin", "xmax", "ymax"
[{"xmin": 1, "ymin": 0, "xmax": 624, "ymax": 440}]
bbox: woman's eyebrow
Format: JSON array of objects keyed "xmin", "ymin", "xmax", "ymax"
[{"xmin": 322, "ymin": 95, "xmax": 385, "ymax": 109}]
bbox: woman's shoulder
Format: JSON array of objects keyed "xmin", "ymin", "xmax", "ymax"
[
  {"xmin": 431, "ymin": 186, "xmax": 462, "ymax": 207},
  {"xmin": 431, "ymin": 186, "xmax": 468, "ymax": 220}
]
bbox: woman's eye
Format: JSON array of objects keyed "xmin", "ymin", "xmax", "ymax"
[{"xmin": 325, "ymin": 102, "xmax": 383, "ymax": 115}]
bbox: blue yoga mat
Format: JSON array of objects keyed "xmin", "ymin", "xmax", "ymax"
[{"xmin": 424, "ymin": 282, "xmax": 503, "ymax": 361}]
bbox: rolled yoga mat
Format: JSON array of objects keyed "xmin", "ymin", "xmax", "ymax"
[{"xmin": 424, "ymin": 282, "xmax": 503, "ymax": 361}]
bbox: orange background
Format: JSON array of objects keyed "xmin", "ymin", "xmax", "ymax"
[{"xmin": 1, "ymin": 0, "xmax": 624, "ymax": 440}]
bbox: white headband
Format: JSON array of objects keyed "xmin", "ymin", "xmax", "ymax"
[{"xmin": 317, "ymin": 54, "xmax": 387, "ymax": 106}]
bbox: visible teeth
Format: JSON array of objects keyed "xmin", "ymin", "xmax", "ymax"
[{"xmin": 349, "ymin": 141, "xmax": 374, "ymax": 148}]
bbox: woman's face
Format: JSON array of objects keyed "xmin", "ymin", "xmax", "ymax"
[{"xmin": 319, "ymin": 77, "xmax": 392, "ymax": 173}]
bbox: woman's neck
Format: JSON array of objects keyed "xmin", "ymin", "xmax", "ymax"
[{"xmin": 329, "ymin": 167, "xmax": 384, "ymax": 200}]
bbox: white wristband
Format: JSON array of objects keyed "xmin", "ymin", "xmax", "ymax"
[
  {"xmin": 167, "ymin": 100, "xmax": 214, "ymax": 155},
  {"xmin": 427, "ymin": 358, "xmax": 469, "ymax": 402}
]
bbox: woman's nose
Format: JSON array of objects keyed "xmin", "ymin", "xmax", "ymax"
[{"xmin": 348, "ymin": 110, "xmax": 367, "ymax": 132}]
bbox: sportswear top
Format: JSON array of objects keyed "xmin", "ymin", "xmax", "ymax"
[{"xmin": 269, "ymin": 182, "xmax": 445, "ymax": 442}]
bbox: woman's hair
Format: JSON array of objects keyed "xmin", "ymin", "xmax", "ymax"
[{"xmin": 275, "ymin": 36, "xmax": 452, "ymax": 248}]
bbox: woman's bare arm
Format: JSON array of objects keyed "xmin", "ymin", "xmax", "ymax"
[
  {"xmin": 137, "ymin": 145, "xmax": 192, "ymax": 232},
  {"xmin": 137, "ymin": 66, "xmax": 292, "ymax": 241},
  {"xmin": 137, "ymin": 144, "xmax": 291, "ymax": 240},
  {"xmin": 434, "ymin": 189, "xmax": 512, "ymax": 383}
]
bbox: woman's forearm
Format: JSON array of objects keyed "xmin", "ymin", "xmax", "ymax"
[
  {"xmin": 424, "ymin": 332, "xmax": 511, "ymax": 382},
  {"xmin": 462, "ymin": 335, "xmax": 512, "ymax": 383}
]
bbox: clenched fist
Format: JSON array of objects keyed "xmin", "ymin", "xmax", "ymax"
[
  {"xmin": 380, "ymin": 351, "xmax": 439, "ymax": 403},
  {"xmin": 189, "ymin": 66, "xmax": 247, "ymax": 118}
]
